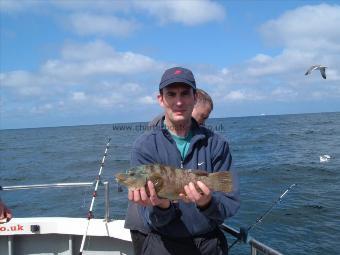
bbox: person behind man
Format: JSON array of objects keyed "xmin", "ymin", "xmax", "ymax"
[
  {"xmin": 192, "ymin": 88, "xmax": 213, "ymax": 125},
  {"xmin": 0, "ymin": 200, "xmax": 12, "ymax": 223},
  {"xmin": 126, "ymin": 67, "xmax": 240, "ymax": 254},
  {"xmin": 150, "ymin": 88, "xmax": 213, "ymax": 127}
]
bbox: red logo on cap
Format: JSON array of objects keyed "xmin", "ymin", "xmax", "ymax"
[{"xmin": 174, "ymin": 70, "xmax": 182, "ymax": 75}]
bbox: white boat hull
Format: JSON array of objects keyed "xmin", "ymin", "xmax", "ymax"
[{"xmin": 0, "ymin": 217, "xmax": 133, "ymax": 255}]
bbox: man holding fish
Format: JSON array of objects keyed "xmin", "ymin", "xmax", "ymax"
[{"xmin": 118, "ymin": 67, "xmax": 240, "ymax": 255}]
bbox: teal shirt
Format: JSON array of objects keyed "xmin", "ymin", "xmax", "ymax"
[
  {"xmin": 164, "ymin": 121, "xmax": 193, "ymax": 159},
  {"xmin": 171, "ymin": 132, "xmax": 193, "ymax": 159}
]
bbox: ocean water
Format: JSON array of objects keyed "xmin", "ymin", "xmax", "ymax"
[{"xmin": 1, "ymin": 112, "xmax": 339, "ymax": 254}]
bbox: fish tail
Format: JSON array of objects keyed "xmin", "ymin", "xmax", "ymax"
[{"xmin": 207, "ymin": 171, "xmax": 233, "ymax": 193}]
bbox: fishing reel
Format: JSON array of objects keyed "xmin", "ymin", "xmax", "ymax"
[
  {"xmin": 227, "ymin": 226, "xmax": 249, "ymax": 250},
  {"xmin": 239, "ymin": 226, "xmax": 249, "ymax": 243}
]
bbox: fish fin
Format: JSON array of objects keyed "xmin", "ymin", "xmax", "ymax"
[
  {"xmin": 148, "ymin": 173, "xmax": 164, "ymax": 193},
  {"xmin": 207, "ymin": 171, "xmax": 233, "ymax": 193},
  {"xmin": 193, "ymin": 170, "xmax": 209, "ymax": 176}
]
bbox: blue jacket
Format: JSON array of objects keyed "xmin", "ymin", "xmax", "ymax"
[{"xmin": 125, "ymin": 118, "xmax": 240, "ymax": 238}]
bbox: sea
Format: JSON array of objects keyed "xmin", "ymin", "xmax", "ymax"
[{"xmin": 1, "ymin": 112, "xmax": 339, "ymax": 255}]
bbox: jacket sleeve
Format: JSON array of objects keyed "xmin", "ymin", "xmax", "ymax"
[
  {"xmin": 199, "ymin": 138, "xmax": 240, "ymax": 224},
  {"xmin": 130, "ymin": 137, "xmax": 178, "ymax": 228}
]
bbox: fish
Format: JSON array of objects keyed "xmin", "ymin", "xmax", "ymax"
[{"xmin": 115, "ymin": 164, "xmax": 233, "ymax": 200}]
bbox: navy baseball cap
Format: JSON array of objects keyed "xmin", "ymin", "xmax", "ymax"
[{"xmin": 159, "ymin": 67, "xmax": 196, "ymax": 90}]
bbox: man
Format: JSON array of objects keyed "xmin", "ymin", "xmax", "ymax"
[
  {"xmin": 150, "ymin": 88, "xmax": 213, "ymax": 128},
  {"xmin": 128, "ymin": 88, "xmax": 214, "ymax": 254},
  {"xmin": 126, "ymin": 67, "xmax": 239, "ymax": 255},
  {"xmin": 0, "ymin": 200, "xmax": 12, "ymax": 223}
]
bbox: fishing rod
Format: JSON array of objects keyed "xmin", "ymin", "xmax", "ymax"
[
  {"xmin": 0, "ymin": 182, "xmax": 93, "ymax": 191},
  {"xmin": 228, "ymin": 183, "xmax": 296, "ymax": 250},
  {"xmin": 79, "ymin": 138, "xmax": 111, "ymax": 255}
]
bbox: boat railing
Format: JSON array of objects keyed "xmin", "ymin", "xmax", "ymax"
[
  {"xmin": 1, "ymin": 181, "xmax": 283, "ymax": 255},
  {"xmin": 1, "ymin": 181, "xmax": 111, "ymax": 222},
  {"xmin": 219, "ymin": 224, "xmax": 283, "ymax": 255}
]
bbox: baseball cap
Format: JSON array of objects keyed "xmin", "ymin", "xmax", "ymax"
[{"xmin": 159, "ymin": 67, "xmax": 196, "ymax": 90}]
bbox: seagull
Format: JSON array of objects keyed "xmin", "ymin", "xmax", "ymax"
[
  {"xmin": 305, "ymin": 65, "xmax": 327, "ymax": 79},
  {"xmin": 320, "ymin": 155, "xmax": 331, "ymax": 162}
]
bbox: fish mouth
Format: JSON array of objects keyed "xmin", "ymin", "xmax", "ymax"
[{"xmin": 115, "ymin": 173, "xmax": 127, "ymax": 182}]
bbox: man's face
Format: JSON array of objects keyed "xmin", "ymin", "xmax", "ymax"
[
  {"xmin": 158, "ymin": 83, "xmax": 196, "ymax": 124},
  {"xmin": 192, "ymin": 103, "xmax": 212, "ymax": 125}
]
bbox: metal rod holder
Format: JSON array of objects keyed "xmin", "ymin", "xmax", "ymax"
[
  {"xmin": 104, "ymin": 181, "xmax": 110, "ymax": 222},
  {"xmin": 8, "ymin": 236, "xmax": 13, "ymax": 255}
]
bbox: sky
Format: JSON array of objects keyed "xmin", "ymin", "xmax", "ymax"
[{"xmin": 1, "ymin": 0, "xmax": 340, "ymax": 129}]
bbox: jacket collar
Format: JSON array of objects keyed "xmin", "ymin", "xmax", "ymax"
[{"xmin": 151, "ymin": 115, "xmax": 206, "ymax": 143}]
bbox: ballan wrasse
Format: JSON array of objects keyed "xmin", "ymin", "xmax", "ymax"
[{"xmin": 115, "ymin": 164, "xmax": 233, "ymax": 200}]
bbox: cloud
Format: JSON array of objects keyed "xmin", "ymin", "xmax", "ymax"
[
  {"xmin": 2, "ymin": 2, "xmax": 340, "ymax": 128},
  {"xmin": 56, "ymin": 0, "xmax": 226, "ymax": 26},
  {"xmin": 134, "ymin": 0, "xmax": 225, "ymax": 26},
  {"xmin": 2, "ymin": 0, "xmax": 225, "ymax": 27},
  {"xmin": 271, "ymin": 88, "xmax": 298, "ymax": 101},
  {"xmin": 41, "ymin": 40, "xmax": 160, "ymax": 79},
  {"xmin": 0, "ymin": 0, "xmax": 43, "ymax": 13},
  {"xmin": 30, "ymin": 103, "xmax": 53, "ymax": 114},
  {"xmin": 71, "ymin": 92, "xmax": 87, "ymax": 102},
  {"xmin": 241, "ymin": 4, "xmax": 340, "ymax": 83},
  {"xmin": 1, "ymin": 40, "xmax": 164, "ymax": 120},
  {"xmin": 220, "ymin": 90, "xmax": 265, "ymax": 102},
  {"xmin": 0, "ymin": 0, "xmax": 132, "ymax": 14},
  {"xmin": 326, "ymin": 69, "xmax": 340, "ymax": 81},
  {"xmin": 198, "ymin": 6, "xmax": 340, "ymax": 104},
  {"xmin": 260, "ymin": 4, "xmax": 340, "ymax": 51},
  {"xmin": 224, "ymin": 90, "xmax": 247, "ymax": 101},
  {"xmin": 68, "ymin": 82, "xmax": 155, "ymax": 110},
  {"xmin": 244, "ymin": 49, "xmax": 315, "ymax": 77},
  {"xmin": 52, "ymin": 0, "xmax": 131, "ymax": 13},
  {"xmin": 61, "ymin": 40, "xmax": 115, "ymax": 60},
  {"xmin": 69, "ymin": 13, "xmax": 139, "ymax": 37},
  {"xmin": 137, "ymin": 96, "xmax": 156, "ymax": 105},
  {"xmin": 1, "ymin": 71, "xmax": 48, "ymax": 96}
]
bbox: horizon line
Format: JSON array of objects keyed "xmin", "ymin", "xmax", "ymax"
[{"xmin": 1, "ymin": 110, "xmax": 339, "ymax": 131}]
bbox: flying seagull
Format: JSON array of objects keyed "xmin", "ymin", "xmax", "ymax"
[{"xmin": 305, "ymin": 65, "xmax": 327, "ymax": 79}]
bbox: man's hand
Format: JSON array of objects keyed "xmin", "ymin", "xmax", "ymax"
[
  {"xmin": 0, "ymin": 201, "xmax": 12, "ymax": 224},
  {"xmin": 180, "ymin": 181, "xmax": 212, "ymax": 208},
  {"xmin": 128, "ymin": 181, "xmax": 170, "ymax": 209}
]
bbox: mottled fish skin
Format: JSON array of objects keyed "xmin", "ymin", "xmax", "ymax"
[{"xmin": 115, "ymin": 164, "xmax": 233, "ymax": 200}]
